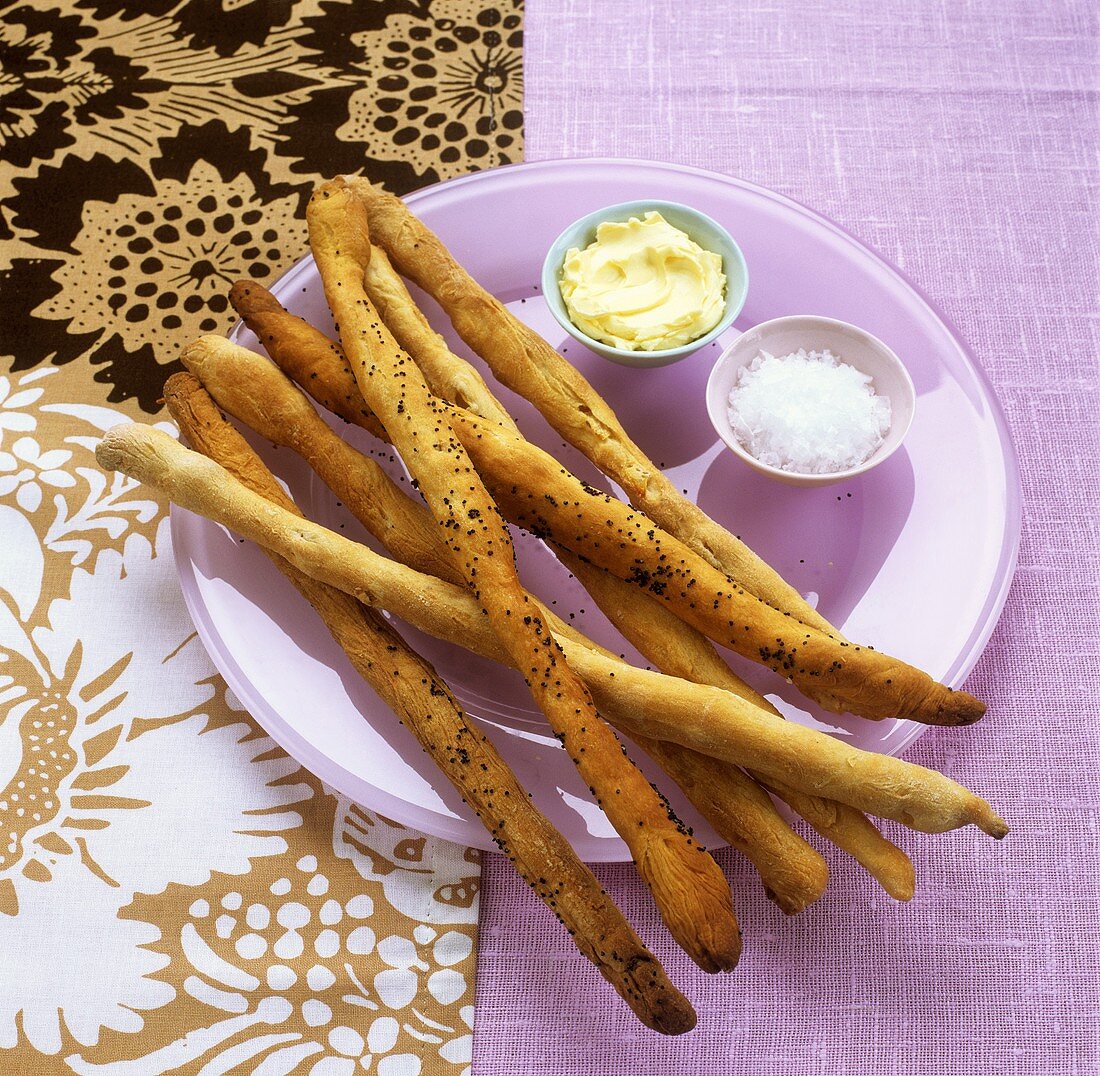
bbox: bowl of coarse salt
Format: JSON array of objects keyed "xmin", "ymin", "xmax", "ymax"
[{"xmin": 705, "ymin": 315, "xmax": 915, "ymax": 487}]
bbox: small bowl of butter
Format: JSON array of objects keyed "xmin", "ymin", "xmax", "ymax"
[{"xmin": 541, "ymin": 200, "xmax": 748, "ymax": 368}]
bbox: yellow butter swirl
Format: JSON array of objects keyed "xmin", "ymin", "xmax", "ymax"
[{"xmin": 559, "ymin": 211, "xmax": 726, "ymax": 351}]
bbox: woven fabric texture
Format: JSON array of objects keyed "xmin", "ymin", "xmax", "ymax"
[{"xmin": 471, "ymin": 1, "xmax": 1099, "ymax": 1072}]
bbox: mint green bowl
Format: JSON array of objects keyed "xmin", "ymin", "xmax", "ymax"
[{"xmin": 540, "ymin": 199, "xmax": 748, "ymax": 368}]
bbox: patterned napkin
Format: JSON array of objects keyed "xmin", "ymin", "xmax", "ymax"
[{"xmin": 0, "ymin": 2, "xmax": 523, "ymax": 1072}]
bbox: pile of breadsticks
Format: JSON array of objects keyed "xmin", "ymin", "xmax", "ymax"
[{"xmin": 95, "ymin": 178, "xmax": 1006, "ymax": 1035}]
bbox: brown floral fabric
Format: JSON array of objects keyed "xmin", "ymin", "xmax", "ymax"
[
  {"xmin": 1, "ymin": 0, "xmax": 523, "ymax": 410},
  {"xmin": 0, "ymin": 1, "xmax": 522, "ymax": 1072}
]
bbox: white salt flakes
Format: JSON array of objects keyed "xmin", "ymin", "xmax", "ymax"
[{"xmin": 726, "ymin": 348, "xmax": 891, "ymax": 474}]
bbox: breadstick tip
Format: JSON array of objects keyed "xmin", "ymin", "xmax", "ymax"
[
  {"xmin": 639, "ymin": 833, "xmax": 741, "ymax": 973},
  {"xmin": 938, "ymin": 688, "xmax": 986, "ymax": 726},
  {"xmin": 180, "ymin": 334, "xmax": 233, "ymax": 378},
  {"xmin": 311, "ymin": 176, "xmax": 350, "ymax": 202},
  {"xmin": 98, "ymin": 420, "xmax": 169, "ymax": 455},
  {"xmin": 880, "ymin": 856, "xmax": 916, "ymax": 901},
  {"xmin": 229, "ymin": 279, "xmax": 281, "ymax": 318},
  {"xmin": 307, "ymin": 178, "xmax": 373, "ymax": 270},
  {"xmin": 96, "ymin": 422, "xmax": 187, "ymax": 490},
  {"xmin": 95, "ymin": 422, "xmax": 142, "ymax": 472},
  {"xmin": 343, "ymin": 174, "xmax": 375, "ymax": 197},
  {"xmin": 652, "ymin": 994, "xmax": 697, "ymax": 1036},
  {"xmin": 163, "ymin": 370, "xmax": 201, "ymax": 399},
  {"xmin": 975, "ymin": 806, "xmax": 1009, "ymax": 839}
]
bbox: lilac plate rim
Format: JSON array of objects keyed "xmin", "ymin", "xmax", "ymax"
[{"xmin": 170, "ymin": 158, "xmax": 1022, "ymax": 858}]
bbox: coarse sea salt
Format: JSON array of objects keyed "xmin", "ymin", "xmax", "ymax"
[{"xmin": 726, "ymin": 348, "xmax": 891, "ymax": 474}]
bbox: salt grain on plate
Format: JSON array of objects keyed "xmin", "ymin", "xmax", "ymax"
[{"xmin": 727, "ymin": 348, "xmax": 891, "ymax": 474}]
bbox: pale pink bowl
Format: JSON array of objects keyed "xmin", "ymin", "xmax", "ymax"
[{"xmin": 706, "ymin": 315, "xmax": 916, "ymax": 487}]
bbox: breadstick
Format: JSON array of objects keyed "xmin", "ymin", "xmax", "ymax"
[
  {"xmin": 565, "ymin": 553, "xmax": 915, "ymax": 901},
  {"xmin": 348, "ymin": 177, "xmax": 835, "ymax": 634},
  {"xmin": 162, "ymin": 374, "xmax": 695, "ymax": 1035},
  {"xmin": 447, "ymin": 407, "xmax": 984, "ymax": 727},
  {"xmin": 183, "ymin": 334, "xmax": 827, "ymax": 914},
  {"xmin": 226, "ymin": 282, "xmax": 984, "ymax": 728},
  {"xmin": 95, "ymin": 423, "xmax": 1007, "ymax": 840},
  {"xmin": 306, "ymin": 179, "xmax": 741, "ymax": 974},
  {"xmin": 364, "ymin": 248, "xmax": 520, "ymax": 431}
]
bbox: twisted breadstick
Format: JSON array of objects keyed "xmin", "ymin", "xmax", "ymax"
[
  {"xmin": 162, "ymin": 373, "xmax": 696, "ymax": 1034},
  {"xmin": 96, "ymin": 423, "xmax": 1007, "ymax": 840},
  {"xmin": 451, "ymin": 407, "xmax": 983, "ymax": 726},
  {"xmin": 306, "ymin": 179, "xmax": 741, "ymax": 973}
]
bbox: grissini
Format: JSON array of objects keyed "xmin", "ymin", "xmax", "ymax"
[
  {"xmin": 226, "ymin": 281, "xmax": 984, "ymax": 728},
  {"xmin": 346, "ymin": 267, "xmax": 832, "ymax": 906},
  {"xmin": 447, "ymin": 406, "xmax": 984, "ymax": 727},
  {"xmin": 162, "ymin": 374, "xmax": 696, "ymax": 1035},
  {"xmin": 363, "ymin": 247, "xmax": 520, "ymax": 432},
  {"xmin": 183, "ymin": 333, "xmax": 827, "ymax": 914},
  {"xmin": 565, "ymin": 552, "xmax": 916, "ymax": 902},
  {"xmin": 95, "ymin": 423, "xmax": 1008, "ymax": 840},
  {"xmin": 306, "ymin": 179, "xmax": 742, "ymax": 974},
  {"xmin": 347, "ymin": 177, "xmax": 836, "ymax": 633},
  {"xmin": 226, "ymin": 283, "xmax": 905, "ymax": 901}
]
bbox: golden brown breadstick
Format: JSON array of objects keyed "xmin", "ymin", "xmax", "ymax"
[
  {"xmin": 231, "ymin": 281, "xmax": 390, "ymax": 443},
  {"xmin": 348, "ymin": 177, "xmax": 835, "ymax": 633},
  {"xmin": 447, "ymin": 407, "xmax": 984, "ymax": 727},
  {"xmin": 95, "ymin": 422, "xmax": 1007, "ymax": 841},
  {"xmin": 226, "ymin": 281, "xmax": 983, "ymax": 728},
  {"xmin": 183, "ymin": 334, "xmax": 825, "ymax": 914},
  {"xmin": 307, "ymin": 179, "xmax": 741, "ymax": 973},
  {"xmin": 565, "ymin": 553, "xmax": 915, "ymax": 901},
  {"xmin": 163, "ymin": 374, "xmax": 696, "ymax": 1035},
  {"xmin": 364, "ymin": 248, "xmax": 520, "ymax": 431}
]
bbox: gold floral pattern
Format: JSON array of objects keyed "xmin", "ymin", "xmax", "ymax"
[
  {"xmin": 337, "ymin": 1, "xmax": 524, "ymax": 179},
  {"xmin": 44, "ymin": 154, "xmax": 308, "ymax": 377},
  {"xmin": 0, "ymin": 0, "xmax": 521, "ymax": 1071}
]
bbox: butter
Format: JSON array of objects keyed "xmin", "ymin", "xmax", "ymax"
[{"xmin": 559, "ymin": 212, "xmax": 726, "ymax": 352}]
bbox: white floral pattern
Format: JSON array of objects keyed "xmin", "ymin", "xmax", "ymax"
[
  {"xmin": 0, "ymin": 371, "xmax": 47, "ymax": 444},
  {"xmin": 0, "ymin": 321, "xmax": 478, "ymax": 1071},
  {"xmin": 0, "ymin": 435, "xmax": 74, "ymax": 513}
]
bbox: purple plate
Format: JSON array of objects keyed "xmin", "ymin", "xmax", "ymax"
[{"xmin": 171, "ymin": 159, "xmax": 1021, "ymax": 862}]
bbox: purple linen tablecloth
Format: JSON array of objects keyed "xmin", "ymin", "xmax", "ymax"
[{"xmin": 472, "ymin": 1, "xmax": 1099, "ymax": 1072}]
